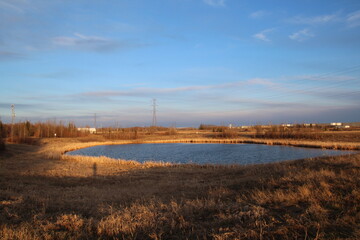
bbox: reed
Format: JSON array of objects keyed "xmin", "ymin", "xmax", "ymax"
[{"xmin": 1, "ymin": 137, "xmax": 360, "ymax": 239}]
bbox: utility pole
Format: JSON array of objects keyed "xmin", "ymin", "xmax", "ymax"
[
  {"xmin": 152, "ymin": 99, "xmax": 157, "ymax": 127},
  {"xmin": 11, "ymin": 104, "xmax": 15, "ymax": 142}
]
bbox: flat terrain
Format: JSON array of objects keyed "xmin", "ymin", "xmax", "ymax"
[{"xmin": 1, "ymin": 134, "xmax": 360, "ymax": 239}]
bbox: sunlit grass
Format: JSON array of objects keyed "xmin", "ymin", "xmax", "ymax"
[{"xmin": 1, "ymin": 136, "xmax": 360, "ymax": 239}]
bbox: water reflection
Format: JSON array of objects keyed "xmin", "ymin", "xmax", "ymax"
[{"xmin": 66, "ymin": 143, "xmax": 354, "ymax": 165}]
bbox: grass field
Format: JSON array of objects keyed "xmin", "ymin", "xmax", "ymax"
[{"xmin": 1, "ymin": 134, "xmax": 360, "ymax": 239}]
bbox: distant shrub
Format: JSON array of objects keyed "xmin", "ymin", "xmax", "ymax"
[
  {"xmin": 199, "ymin": 124, "xmax": 218, "ymax": 131},
  {"xmin": 254, "ymin": 125, "xmax": 322, "ymax": 140},
  {"xmin": 165, "ymin": 127, "xmax": 177, "ymax": 135},
  {"xmin": 218, "ymin": 128, "xmax": 238, "ymax": 138}
]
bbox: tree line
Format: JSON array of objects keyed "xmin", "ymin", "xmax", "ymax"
[{"xmin": 0, "ymin": 120, "xmax": 90, "ymax": 146}]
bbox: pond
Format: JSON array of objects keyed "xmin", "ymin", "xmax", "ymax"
[{"xmin": 66, "ymin": 143, "xmax": 354, "ymax": 165}]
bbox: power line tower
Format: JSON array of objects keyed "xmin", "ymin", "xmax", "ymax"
[
  {"xmin": 11, "ymin": 104, "xmax": 15, "ymax": 142},
  {"xmin": 152, "ymin": 99, "xmax": 157, "ymax": 127},
  {"xmin": 94, "ymin": 113, "xmax": 97, "ymax": 132}
]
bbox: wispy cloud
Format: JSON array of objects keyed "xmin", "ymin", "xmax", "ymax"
[
  {"xmin": 346, "ymin": 10, "xmax": 360, "ymax": 28},
  {"xmin": 291, "ymin": 74, "xmax": 356, "ymax": 82},
  {"xmin": 225, "ymin": 97, "xmax": 313, "ymax": 109},
  {"xmin": 25, "ymin": 71, "xmax": 70, "ymax": 79},
  {"xmin": 289, "ymin": 13, "xmax": 339, "ymax": 25},
  {"xmin": 79, "ymin": 78, "xmax": 275, "ymax": 99},
  {"xmin": 0, "ymin": 0, "xmax": 26, "ymax": 13},
  {"xmin": 289, "ymin": 29, "xmax": 315, "ymax": 42},
  {"xmin": 52, "ymin": 33, "xmax": 142, "ymax": 52},
  {"xmin": 247, "ymin": 78, "xmax": 276, "ymax": 86},
  {"xmin": 307, "ymin": 89, "xmax": 360, "ymax": 102},
  {"xmin": 203, "ymin": 0, "xmax": 226, "ymax": 7},
  {"xmin": 253, "ymin": 28, "xmax": 275, "ymax": 42},
  {"xmin": 0, "ymin": 51, "xmax": 26, "ymax": 61},
  {"xmin": 52, "ymin": 33, "xmax": 120, "ymax": 52},
  {"xmin": 81, "ymin": 87, "xmax": 207, "ymax": 98},
  {"xmin": 249, "ymin": 10, "xmax": 269, "ymax": 19},
  {"xmin": 0, "ymin": 102, "xmax": 36, "ymax": 110}
]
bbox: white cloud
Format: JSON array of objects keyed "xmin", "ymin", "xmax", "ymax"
[
  {"xmin": 52, "ymin": 33, "xmax": 123, "ymax": 52},
  {"xmin": 53, "ymin": 33, "xmax": 108, "ymax": 46},
  {"xmin": 249, "ymin": 10, "xmax": 268, "ymax": 19},
  {"xmin": 290, "ymin": 13, "xmax": 339, "ymax": 25},
  {"xmin": 203, "ymin": 0, "xmax": 225, "ymax": 7},
  {"xmin": 346, "ymin": 10, "xmax": 360, "ymax": 28},
  {"xmin": 253, "ymin": 28, "xmax": 274, "ymax": 42},
  {"xmin": 289, "ymin": 29, "xmax": 315, "ymax": 42}
]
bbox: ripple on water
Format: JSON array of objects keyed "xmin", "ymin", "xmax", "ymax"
[{"xmin": 66, "ymin": 143, "xmax": 354, "ymax": 165}]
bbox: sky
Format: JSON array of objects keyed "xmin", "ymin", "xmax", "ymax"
[{"xmin": 1, "ymin": 0, "xmax": 360, "ymax": 127}]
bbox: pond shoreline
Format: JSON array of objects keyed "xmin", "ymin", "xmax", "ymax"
[
  {"xmin": 62, "ymin": 137, "xmax": 360, "ymax": 156},
  {"xmin": 66, "ymin": 142, "xmax": 355, "ymax": 165},
  {"xmin": 57, "ymin": 137, "xmax": 360, "ymax": 166},
  {"xmin": 3, "ymin": 137, "xmax": 360, "ymax": 239}
]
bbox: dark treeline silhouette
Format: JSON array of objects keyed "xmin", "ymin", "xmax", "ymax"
[
  {"xmin": 1, "ymin": 120, "xmax": 89, "ymax": 144},
  {"xmin": 0, "ymin": 120, "xmax": 180, "ymax": 145},
  {"xmin": 0, "ymin": 121, "xmax": 5, "ymax": 151}
]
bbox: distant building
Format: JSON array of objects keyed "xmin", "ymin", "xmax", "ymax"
[
  {"xmin": 330, "ymin": 122, "xmax": 342, "ymax": 126},
  {"xmin": 77, "ymin": 127, "xmax": 97, "ymax": 134}
]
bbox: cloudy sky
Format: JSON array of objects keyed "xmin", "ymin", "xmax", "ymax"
[{"xmin": 1, "ymin": 0, "xmax": 360, "ymax": 127}]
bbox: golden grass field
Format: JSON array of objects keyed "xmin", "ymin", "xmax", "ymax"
[{"xmin": 1, "ymin": 132, "xmax": 360, "ymax": 239}]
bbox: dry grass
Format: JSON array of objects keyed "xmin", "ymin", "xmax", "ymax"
[{"xmin": 1, "ymin": 137, "xmax": 360, "ymax": 239}]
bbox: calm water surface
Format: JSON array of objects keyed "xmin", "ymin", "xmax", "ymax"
[{"xmin": 66, "ymin": 143, "xmax": 353, "ymax": 165}]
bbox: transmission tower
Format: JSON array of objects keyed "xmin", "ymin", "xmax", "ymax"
[
  {"xmin": 11, "ymin": 104, "xmax": 15, "ymax": 142},
  {"xmin": 152, "ymin": 99, "xmax": 157, "ymax": 126},
  {"xmin": 94, "ymin": 113, "xmax": 97, "ymax": 130}
]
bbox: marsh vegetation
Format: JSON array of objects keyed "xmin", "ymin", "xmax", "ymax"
[
  {"xmin": 1, "ymin": 135, "xmax": 360, "ymax": 239},
  {"xmin": 1, "ymin": 122, "xmax": 360, "ymax": 239}
]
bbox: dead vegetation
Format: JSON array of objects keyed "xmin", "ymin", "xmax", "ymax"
[
  {"xmin": 252, "ymin": 124, "xmax": 360, "ymax": 142},
  {"xmin": 1, "ymin": 137, "xmax": 360, "ymax": 239}
]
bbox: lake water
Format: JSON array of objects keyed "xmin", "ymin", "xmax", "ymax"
[{"xmin": 66, "ymin": 143, "xmax": 354, "ymax": 165}]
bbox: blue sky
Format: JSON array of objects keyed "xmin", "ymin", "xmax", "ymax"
[{"xmin": 1, "ymin": 0, "xmax": 360, "ymax": 127}]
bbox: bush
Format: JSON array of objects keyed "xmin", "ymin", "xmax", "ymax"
[
  {"xmin": 254, "ymin": 125, "xmax": 321, "ymax": 140},
  {"xmin": 165, "ymin": 128, "xmax": 177, "ymax": 135},
  {"xmin": 219, "ymin": 128, "xmax": 238, "ymax": 138}
]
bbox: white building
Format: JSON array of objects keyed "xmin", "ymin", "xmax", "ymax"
[{"xmin": 77, "ymin": 128, "xmax": 97, "ymax": 134}]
